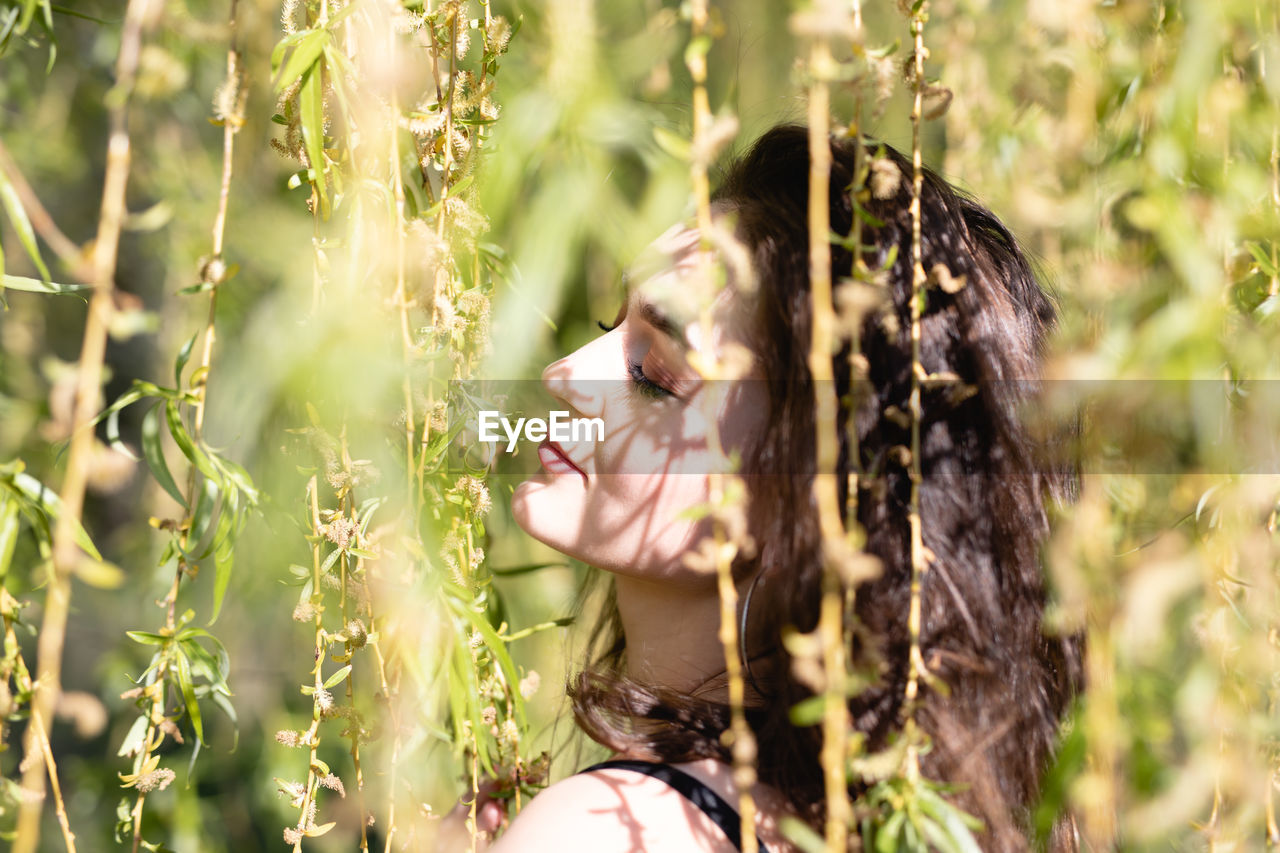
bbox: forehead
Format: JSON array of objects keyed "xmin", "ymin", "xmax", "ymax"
[{"xmin": 627, "ymin": 224, "xmax": 753, "ymax": 349}]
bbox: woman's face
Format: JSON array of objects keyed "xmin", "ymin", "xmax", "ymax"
[{"xmin": 511, "ymin": 226, "xmax": 766, "ymax": 585}]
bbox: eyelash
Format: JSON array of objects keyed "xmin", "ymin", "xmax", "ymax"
[
  {"xmin": 627, "ymin": 359, "xmax": 674, "ymax": 399},
  {"xmin": 599, "ymin": 318, "xmax": 673, "ymax": 399}
]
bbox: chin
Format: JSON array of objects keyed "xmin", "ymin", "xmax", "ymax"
[{"xmin": 511, "ymin": 475, "xmax": 583, "ymax": 558}]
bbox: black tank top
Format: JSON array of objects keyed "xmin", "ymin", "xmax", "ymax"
[{"xmin": 578, "ymin": 759, "xmax": 774, "ymax": 853}]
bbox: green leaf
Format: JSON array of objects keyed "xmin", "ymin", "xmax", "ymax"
[
  {"xmin": 179, "ymin": 634, "xmax": 229, "ymax": 689},
  {"xmin": 875, "ymin": 809, "xmax": 907, "ymax": 853},
  {"xmin": 0, "ymin": 496, "xmax": 20, "ymax": 581},
  {"xmin": 174, "ymin": 647, "xmax": 204, "ymax": 745},
  {"xmin": 12, "ymin": 471, "xmax": 101, "ymax": 560},
  {"xmin": 187, "ymin": 477, "xmax": 218, "ymax": 551},
  {"xmin": 174, "ymin": 332, "xmax": 197, "ymax": 388},
  {"xmin": 117, "ymin": 715, "xmax": 149, "ymax": 757},
  {"xmin": 142, "ymin": 402, "xmax": 187, "ymax": 508},
  {"xmin": 299, "ymin": 66, "xmax": 329, "ymax": 218},
  {"xmin": 209, "ymin": 539, "xmax": 233, "ymax": 625},
  {"xmin": 788, "ymin": 695, "xmax": 825, "ymax": 726},
  {"xmin": 272, "ymin": 28, "xmax": 329, "ymax": 93},
  {"xmin": 445, "ymin": 592, "xmax": 526, "ymax": 724},
  {"xmin": 73, "ymin": 557, "xmax": 125, "ymax": 589},
  {"xmin": 780, "ymin": 817, "xmax": 827, "ymax": 853},
  {"xmin": 94, "ymin": 384, "xmax": 148, "ymax": 432},
  {"xmin": 218, "ymin": 457, "xmax": 258, "ymax": 505},
  {"xmin": 126, "ymin": 630, "xmax": 170, "ymax": 646},
  {"xmin": 490, "ymin": 561, "xmax": 569, "ymax": 577},
  {"xmin": 324, "ymin": 2, "xmax": 359, "ymax": 30},
  {"xmin": 194, "ymin": 485, "xmax": 234, "ymax": 561},
  {"xmin": 164, "ymin": 399, "xmax": 220, "ymax": 485},
  {"xmin": 0, "ymin": 168, "xmax": 50, "ymax": 282},
  {"xmin": 319, "ymin": 546, "xmax": 342, "ymax": 574},
  {"xmin": 323, "ymin": 664, "xmax": 352, "ymax": 690},
  {"xmin": 1, "ymin": 274, "xmax": 88, "ymax": 294},
  {"xmin": 106, "ymin": 405, "xmax": 142, "ymax": 466},
  {"xmin": 1245, "ymin": 241, "xmax": 1278, "ymax": 278},
  {"xmin": 684, "ymin": 34, "xmax": 711, "ymax": 65}
]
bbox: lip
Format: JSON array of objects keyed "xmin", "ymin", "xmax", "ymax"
[{"xmin": 537, "ymin": 440, "xmax": 588, "ymax": 484}]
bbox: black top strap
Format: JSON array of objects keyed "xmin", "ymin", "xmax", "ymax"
[{"xmin": 578, "ymin": 759, "xmax": 773, "ymax": 853}]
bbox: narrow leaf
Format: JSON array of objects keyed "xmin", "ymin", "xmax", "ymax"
[
  {"xmin": 299, "ymin": 67, "xmax": 328, "ymax": 218},
  {"xmin": 272, "ymin": 29, "xmax": 329, "ymax": 93},
  {"xmin": 1, "ymin": 274, "xmax": 88, "ymax": 294},
  {"xmin": 106, "ymin": 401, "xmax": 139, "ymax": 461},
  {"xmin": 126, "ymin": 630, "xmax": 169, "ymax": 646},
  {"xmin": 164, "ymin": 399, "xmax": 220, "ymax": 484},
  {"xmin": 1245, "ymin": 241, "xmax": 1279, "ymax": 277},
  {"xmin": 187, "ymin": 477, "xmax": 218, "ymax": 550},
  {"xmin": 323, "ymin": 664, "xmax": 352, "ymax": 690},
  {"xmin": 13, "ymin": 471, "xmax": 101, "ymax": 560},
  {"xmin": 209, "ymin": 539, "xmax": 233, "ymax": 625},
  {"xmin": 117, "ymin": 715, "xmax": 149, "ymax": 758},
  {"xmin": 0, "ymin": 497, "xmax": 20, "ymax": 581},
  {"xmin": 174, "ymin": 648, "xmax": 204, "ymax": 745},
  {"xmin": 174, "ymin": 332, "xmax": 197, "ymax": 388},
  {"xmin": 142, "ymin": 402, "xmax": 187, "ymax": 507},
  {"xmin": 0, "ymin": 168, "xmax": 50, "ymax": 282}
]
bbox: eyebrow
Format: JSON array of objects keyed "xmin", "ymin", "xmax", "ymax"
[{"xmin": 635, "ymin": 295, "xmax": 689, "ymax": 348}]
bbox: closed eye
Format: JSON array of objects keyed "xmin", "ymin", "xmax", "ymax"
[{"xmin": 627, "ymin": 360, "xmax": 674, "ymax": 399}]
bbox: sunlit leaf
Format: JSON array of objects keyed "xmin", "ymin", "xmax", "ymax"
[
  {"xmin": 323, "ymin": 664, "xmax": 352, "ymax": 690},
  {"xmin": 299, "ymin": 65, "xmax": 328, "ymax": 218},
  {"xmin": 271, "ymin": 28, "xmax": 329, "ymax": 93}
]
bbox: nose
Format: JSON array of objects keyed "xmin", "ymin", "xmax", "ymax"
[{"xmin": 541, "ymin": 338, "xmax": 608, "ymax": 417}]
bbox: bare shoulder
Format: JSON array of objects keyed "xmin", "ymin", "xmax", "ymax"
[{"xmin": 490, "ymin": 765, "xmax": 740, "ymax": 853}]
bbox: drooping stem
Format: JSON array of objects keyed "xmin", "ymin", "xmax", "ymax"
[
  {"xmin": 192, "ymin": 0, "xmax": 244, "ymax": 445},
  {"xmin": 805, "ymin": 34, "xmax": 852, "ymax": 853},
  {"xmin": 844, "ymin": 0, "xmax": 865, "ymax": 535},
  {"xmin": 126, "ymin": 5, "xmax": 246, "ymax": 845},
  {"xmin": 902, "ymin": 1, "xmax": 930, "ymax": 785},
  {"xmin": 686, "ymin": 2, "xmax": 758, "ymax": 850},
  {"xmin": 15, "ymin": 2, "xmax": 158, "ymax": 851}
]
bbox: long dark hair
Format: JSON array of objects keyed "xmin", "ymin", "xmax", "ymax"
[{"xmin": 568, "ymin": 125, "xmax": 1083, "ymax": 851}]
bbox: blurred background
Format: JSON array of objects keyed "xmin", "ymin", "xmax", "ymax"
[{"xmin": 0, "ymin": 0, "xmax": 1277, "ymax": 850}]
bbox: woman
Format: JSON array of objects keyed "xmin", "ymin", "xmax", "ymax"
[{"xmin": 467, "ymin": 125, "xmax": 1082, "ymax": 852}]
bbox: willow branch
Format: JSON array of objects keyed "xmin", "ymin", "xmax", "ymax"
[
  {"xmin": 15, "ymin": 2, "xmax": 158, "ymax": 851},
  {"xmin": 686, "ymin": 2, "xmax": 759, "ymax": 850},
  {"xmin": 805, "ymin": 35, "xmax": 853, "ymax": 852},
  {"xmin": 902, "ymin": 3, "xmax": 929, "ymax": 785}
]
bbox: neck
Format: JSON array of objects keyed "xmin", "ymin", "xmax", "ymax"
[{"xmin": 614, "ymin": 573, "xmax": 734, "ymax": 699}]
